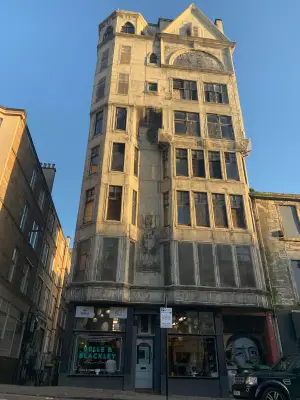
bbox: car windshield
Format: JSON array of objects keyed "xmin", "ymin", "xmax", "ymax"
[{"xmin": 271, "ymin": 355, "xmax": 299, "ymax": 372}]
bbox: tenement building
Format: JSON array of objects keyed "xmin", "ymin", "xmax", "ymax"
[
  {"xmin": 251, "ymin": 191, "xmax": 300, "ymax": 356},
  {"xmin": 0, "ymin": 105, "xmax": 71, "ymax": 384},
  {"xmin": 61, "ymin": 5, "xmax": 279, "ymax": 397}
]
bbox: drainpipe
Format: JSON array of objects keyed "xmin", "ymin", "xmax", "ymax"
[{"xmin": 250, "ymin": 195, "xmax": 283, "ymax": 357}]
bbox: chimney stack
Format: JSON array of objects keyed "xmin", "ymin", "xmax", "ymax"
[
  {"xmin": 41, "ymin": 162, "xmax": 56, "ymax": 194},
  {"xmin": 214, "ymin": 19, "xmax": 224, "ymax": 34}
]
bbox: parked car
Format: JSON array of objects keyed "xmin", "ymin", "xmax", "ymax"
[{"xmin": 232, "ymin": 354, "xmax": 300, "ymax": 400}]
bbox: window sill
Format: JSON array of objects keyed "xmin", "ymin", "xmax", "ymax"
[
  {"xmin": 175, "ymin": 134, "xmax": 201, "ymax": 138},
  {"xmin": 205, "ymin": 102, "xmax": 229, "ymax": 106},
  {"xmin": 110, "ymin": 170, "xmax": 125, "ymax": 174},
  {"xmin": 105, "ymin": 220, "xmax": 122, "ymax": 224},
  {"xmin": 113, "ymin": 129, "xmax": 127, "ymax": 133},
  {"xmin": 172, "ymin": 98, "xmax": 199, "ymax": 103}
]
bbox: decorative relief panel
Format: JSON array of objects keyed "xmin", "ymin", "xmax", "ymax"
[
  {"xmin": 137, "ymin": 213, "xmax": 161, "ymax": 272},
  {"xmin": 173, "ymin": 51, "xmax": 224, "ymax": 71}
]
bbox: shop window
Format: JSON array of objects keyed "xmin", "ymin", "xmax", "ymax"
[
  {"xmin": 236, "ymin": 246, "xmax": 256, "ymax": 288},
  {"xmin": 194, "ymin": 192, "xmax": 210, "ymax": 227},
  {"xmin": 173, "ymin": 79, "xmax": 198, "ymax": 100},
  {"xmin": 192, "ymin": 150, "xmax": 205, "ymax": 178},
  {"xmin": 134, "ymin": 147, "xmax": 139, "ymax": 176},
  {"xmin": 94, "ymin": 110, "xmax": 103, "ymax": 135},
  {"xmin": 164, "ymin": 243, "xmax": 171, "ymax": 286},
  {"xmin": 178, "ymin": 242, "xmax": 195, "ymax": 285},
  {"xmin": 89, "ymin": 145, "xmax": 100, "ymax": 174},
  {"xmin": 106, "ymin": 186, "xmax": 122, "ymax": 221},
  {"xmin": 170, "ymin": 311, "xmax": 215, "ymax": 334},
  {"xmin": 100, "ymin": 49, "xmax": 109, "ymax": 71},
  {"xmin": 207, "ymin": 114, "xmax": 234, "ymax": 139},
  {"xmin": 163, "ymin": 192, "xmax": 170, "ymax": 227},
  {"xmin": 115, "ymin": 108, "xmax": 127, "ymax": 130},
  {"xmin": 75, "ymin": 307, "xmax": 125, "ymax": 331},
  {"xmin": 177, "ymin": 191, "xmax": 190, "ymax": 225},
  {"xmin": 111, "ymin": 143, "xmax": 125, "ymax": 171},
  {"xmin": 117, "ymin": 73, "xmax": 129, "ymax": 95},
  {"xmin": 132, "ymin": 190, "xmax": 137, "ymax": 225},
  {"xmin": 174, "ymin": 111, "xmax": 200, "ymax": 136},
  {"xmin": 176, "ymin": 149, "xmax": 188, "ymax": 176},
  {"xmin": 96, "ymin": 78, "xmax": 105, "ymax": 101},
  {"xmin": 162, "ymin": 149, "xmax": 168, "ymax": 178},
  {"xmin": 209, "ymin": 151, "xmax": 222, "ymax": 179},
  {"xmin": 279, "ymin": 205, "xmax": 300, "ymax": 238},
  {"xmin": 168, "ymin": 335, "xmax": 218, "ymax": 377},
  {"xmin": 74, "ymin": 335, "xmax": 123, "ymax": 375},
  {"xmin": 216, "ymin": 244, "xmax": 236, "ymax": 287},
  {"xmin": 204, "ymin": 83, "xmax": 228, "ymax": 104},
  {"xmin": 230, "ymin": 195, "xmax": 246, "ymax": 229},
  {"xmin": 212, "ymin": 193, "xmax": 228, "ymax": 228},
  {"xmin": 83, "ymin": 188, "xmax": 95, "ymax": 224},
  {"xmin": 225, "ymin": 152, "xmax": 239, "ymax": 180},
  {"xmin": 120, "ymin": 45, "xmax": 131, "ymax": 64},
  {"xmin": 99, "ymin": 238, "xmax": 119, "ymax": 282},
  {"xmin": 128, "ymin": 241, "xmax": 135, "ymax": 284},
  {"xmin": 198, "ymin": 243, "xmax": 215, "ymax": 286},
  {"xmin": 73, "ymin": 240, "xmax": 90, "ymax": 282}
]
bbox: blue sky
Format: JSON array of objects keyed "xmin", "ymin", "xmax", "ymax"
[{"xmin": 1, "ymin": 0, "xmax": 299, "ymax": 241}]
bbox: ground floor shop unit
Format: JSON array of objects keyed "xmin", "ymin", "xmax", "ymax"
[{"xmin": 59, "ymin": 303, "xmax": 279, "ymax": 398}]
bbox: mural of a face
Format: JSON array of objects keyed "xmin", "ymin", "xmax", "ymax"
[{"xmin": 231, "ymin": 337, "xmax": 260, "ymax": 366}]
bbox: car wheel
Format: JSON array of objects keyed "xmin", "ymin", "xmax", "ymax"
[{"xmin": 261, "ymin": 387, "xmax": 287, "ymax": 400}]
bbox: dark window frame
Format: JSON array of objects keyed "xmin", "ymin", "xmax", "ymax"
[
  {"xmin": 204, "ymin": 83, "xmax": 228, "ymax": 104},
  {"xmin": 230, "ymin": 195, "xmax": 246, "ymax": 229},
  {"xmin": 111, "ymin": 143, "xmax": 125, "ymax": 172},
  {"xmin": 173, "ymin": 79, "xmax": 198, "ymax": 101},
  {"xmin": 207, "ymin": 114, "xmax": 234, "ymax": 139},
  {"xmin": 83, "ymin": 188, "xmax": 95, "ymax": 224},
  {"xmin": 225, "ymin": 152, "xmax": 239, "ymax": 181},
  {"xmin": 94, "ymin": 110, "xmax": 103, "ymax": 135},
  {"xmin": 134, "ymin": 147, "xmax": 139, "ymax": 177},
  {"xmin": 121, "ymin": 22, "xmax": 135, "ymax": 34},
  {"xmin": 147, "ymin": 82, "xmax": 158, "ymax": 92},
  {"xmin": 209, "ymin": 151, "xmax": 222, "ymax": 179},
  {"xmin": 176, "ymin": 148, "xmax": 189, "ymax": 177},
  {"xmin": 132, "ymin": 190, "xmax": 137, "ymax": 226},
  {"xmin": 212, "ymin": 193, "xmax": 228, "ymax": 228},
  {"xmin": 89, "ymin": 145, "xmax": 100, "ymax": 175},
  {"xmin": 174, "ymin": 111, "xmax": 200, "ymax": 136},
  {"xmin": 149, "ymin": 53, "xmax": 158, "ymax": 65},
  {"xmin": 115, "ymin": 107, "xmax": 127, "ymax": 131},
  {"xmin": 163, "ymin": 148, "xmax": 168, "ymax": 178},
  {"xmin": 106, "ymin": 186, "xmax": 123, "ymax": 221},
  {"xmin": 192, "ymin": 150, "xmax": 205, "ymax": 178},
  {"xmin": 163, "ymin": 192, "xmax": 170, "ymax": 227},
  {"xmin": 177, "ymin": 191, "xmax": 191, "ymax": 226},
  {"xmin": 194, "ymin": 192, "xmax": 210, "ymax": 227}
]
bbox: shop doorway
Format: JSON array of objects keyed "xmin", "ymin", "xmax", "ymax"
[{"xmin": 135, "ymin": 338, "xmax": 153, "ymax": 389}]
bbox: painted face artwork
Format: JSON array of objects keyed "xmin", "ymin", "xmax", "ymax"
[{"xmin": 232, "ymin": 337, "xmax": 260, "ymax": 366}]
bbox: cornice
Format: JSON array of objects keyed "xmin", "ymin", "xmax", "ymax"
[{"xmin": 161, "ymin": 63, "xmax": 233, "ymax": 76}]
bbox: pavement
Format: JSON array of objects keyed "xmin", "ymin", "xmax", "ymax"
[{"xmin": 0, "ymin": 385, "xmax": 227, "ymax": 400}]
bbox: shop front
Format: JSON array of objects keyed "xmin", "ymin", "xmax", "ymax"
[{"xmin": 60, "ymin": 304, "xmax": 277, "ymax": 398}]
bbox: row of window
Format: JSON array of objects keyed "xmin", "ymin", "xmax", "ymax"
[
  {"xmin": 74, "ymin": 237, "xmax": 256, "ymax": 289},
  {"xmin": 88, "ymin": 142, "xmax": 239, "ymax": 185},
  {"xmin": 94, "ymin": 107, "xmax": 234, "ymax": 140},
  {"xmin": 96, "ymin": 77, "xmax": 229, "ymax": 106},
  {"xmin": 100, "ymin": 46, "xmax": 158, "ymax": 71},
  {"xmin": 83, "ymin": 182, "xmax": 246, "ymax": 230}
]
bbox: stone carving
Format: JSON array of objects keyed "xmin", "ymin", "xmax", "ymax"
[
  {"xmin": 173, "ymin": 51, "xmax": 223, "ymax": 71},
  {"xmin": 138, "ymin": 214, "xmax": 160, "ymax": 272}
]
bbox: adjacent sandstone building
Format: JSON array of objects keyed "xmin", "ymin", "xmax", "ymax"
[
  {"xmin": 61, "ymin": 5, "xmax": 279, "ymax": 397},
  {"xmin": 251, "ymin": 192, "xmax": 300, "ymax": 355},
  {"xmin": 0, "ymin": 105, "xmax": 71, "ymax": 383}
]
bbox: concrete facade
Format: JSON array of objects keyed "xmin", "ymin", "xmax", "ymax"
[
  {"xmin": 0, "ymin": 105, "xmax": 71, "ymax": 384},
  {"xmin": 62, "ymin": 5, "xmax": 278, "ymax": 397}
]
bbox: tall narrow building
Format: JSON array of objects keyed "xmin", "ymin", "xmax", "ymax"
[{"xmin": 62, "ymin": 5, "xmax": 278, "ymax": 397}]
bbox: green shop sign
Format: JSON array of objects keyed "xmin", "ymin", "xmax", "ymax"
[{"xmin": 78, "ymin": 346, "xmax": 117, "ymax": 360}]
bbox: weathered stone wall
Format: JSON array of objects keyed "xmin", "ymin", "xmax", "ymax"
[{"xmin": 252, "ymin": 195, "xmax": 300, "ymax": 308}]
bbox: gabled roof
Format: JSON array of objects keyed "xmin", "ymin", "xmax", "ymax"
[{"xmin": 161, "ymin": 3, "xmax": 231, "ymax": 42}]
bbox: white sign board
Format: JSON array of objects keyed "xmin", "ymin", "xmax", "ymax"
[
  {"xmin": 75, "ymin": 306, "xmax": 95, "ymax": 318},
  {"xmin": 110, "ymin": 307, "xmax": 128, "ymax": 319},
  {"xmin": 160, "ymin": 307, "xmax": 172, "ymax": 328}
]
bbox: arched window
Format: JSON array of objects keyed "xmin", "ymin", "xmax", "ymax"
[
  {"xmin": 121, "ymin": 22, "xmax": 135, "ymax": 34},
  {"xmin": 103, "ymin": 26, "xmax": 113, "ymax": 42},
  {"xmin": 149, "ymin": 53, "xmax": 158, "ymax": 65}
]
